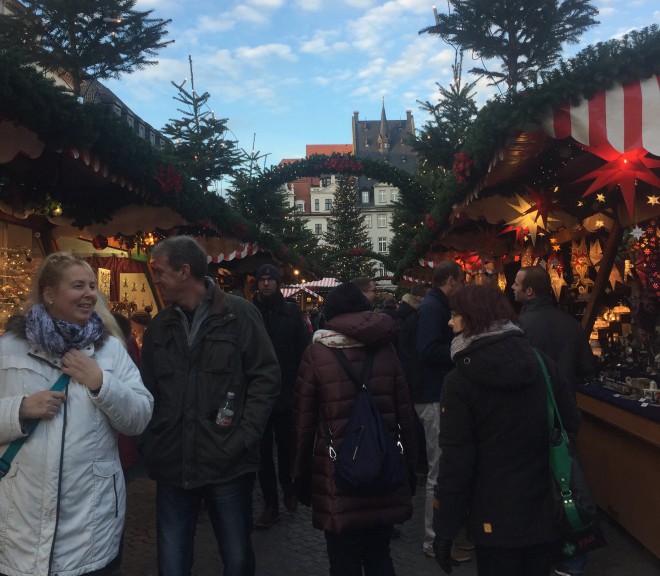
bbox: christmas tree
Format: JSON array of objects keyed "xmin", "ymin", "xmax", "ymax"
[
  {"xmin": 0, "ymin": 0, "xmax": 172, "ymax": 97},
  {"xmin": 162, "ymin": 56, "xmax": 246, "ymax": 195},
  {"xmin": 323, "ymin": 175, "xmax": 376, "ymax": 281}
]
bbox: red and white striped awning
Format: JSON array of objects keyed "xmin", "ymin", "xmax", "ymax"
[
  {"xmin": 281, "ymin": 285, "xmax": 321, "ymax": 299},
  {"xmin": 208, "ymin": 243, "xmax": 259, "ymax": 263},
  {"xmin": 303, "ymin": 277, "xmax": 340, "ymax": 288},
  {"xmin": 542, "ymin": 74, "xmax": 660, "ymax": 155}
]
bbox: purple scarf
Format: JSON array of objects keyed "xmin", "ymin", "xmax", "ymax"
[{"xmin": 25, "ymin": 304, "xmax": 104, "ymax": 356}]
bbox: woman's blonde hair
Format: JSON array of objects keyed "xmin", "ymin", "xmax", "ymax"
[{"xmin": 29, "ymin": 252, "xmax": 95, "ymax": 307}]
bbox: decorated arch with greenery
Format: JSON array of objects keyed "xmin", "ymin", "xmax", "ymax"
[{"xmin": 233, "ymin": 153, "xmax": 431, "ymax": 273}]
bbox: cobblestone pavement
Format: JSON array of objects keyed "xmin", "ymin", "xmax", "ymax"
[{"xmin": 121, "ymin": 467, "xmax": 660, "ymax": 576}]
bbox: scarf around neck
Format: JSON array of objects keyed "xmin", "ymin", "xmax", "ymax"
[
  {"xmin": 312, "ymin": 329, "xmax": 364, "ymax": 349},
  {"xmin": 450, "ymin": 320, "xmax": 522, "ymax": 360},
  {"xmin": 25, "ymin": 304, "xmax": 105, "ymax": 356}
]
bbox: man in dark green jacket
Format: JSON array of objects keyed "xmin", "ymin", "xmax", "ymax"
[{"xmin": 140, "ymin": 236, "xmax": 280, "ymax": 576}]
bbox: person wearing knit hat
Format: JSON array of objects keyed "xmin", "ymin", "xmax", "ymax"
[
  {"xmin": 290, "ymin": 282, "xmax": 416, "ymax": 574},
  {"xmin": 253, "ymin": 263, "xmax": 309, "ymax": 528},
  {"xmin": 254, "ymin": 264, "xmax": 281, "ymax": 289},
  {"xmin": 323, "ymin": 281, "xmax": 372, "ymax": 321}
]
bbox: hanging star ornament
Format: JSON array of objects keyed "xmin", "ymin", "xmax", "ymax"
[
  {"xmin": 575, "ymin": 142, "xmax": 660, "ymax": 217},
  {"xmin": 630, "ymin": 225, "xmax": 644, "ymax": 240},
  {"xmin": 648, "ymin": 195, "xmax": 660, "ymax": 206},
  {"xmin": 500, "ymin": 189, "xmax": 561, "ymax": 245}
]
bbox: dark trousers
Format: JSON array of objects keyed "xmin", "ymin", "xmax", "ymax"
[
  {"xmin": 156, "ymin": 473, "xmax": 256, "ymax": 576},
  {"xmin": 475, "ymin": 540, "xmax": 561, "ymax": 576},
  {"xmin": 258, "ymin": 409, "xmax": 293, "ymax": 507},
  {"xmin": 324, "ymin": 525, "xmax": 396, "ymax": 576}
]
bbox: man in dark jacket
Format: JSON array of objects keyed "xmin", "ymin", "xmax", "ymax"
[
  {"xmin": 252, "ymin": 264, "xmax": 310, "ymax": 528},
  {"xmin": 512, "ymin": 265, "xmax": 597, "ymax": 576},
  {"xmin": 140, "ymin": 236, "xmax": 280, "ymax": 576},
  {"xmin": 415, "ymin": 260, "xmax": 471, "ymax": 562},
  {"xmin": 512, "ymin": 266, "xmax": 597, "ymax": 389}
]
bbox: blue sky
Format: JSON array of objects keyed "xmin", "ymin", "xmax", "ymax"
[{"xmin": 105, "ymin": 0, "xmax": 660, "ymax": 175}]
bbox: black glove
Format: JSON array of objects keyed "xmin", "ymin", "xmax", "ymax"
[
  {"xmin": 293, "ymin": 476, "xmax": 312, "ymax": 507},
  {"xmin": 432, "ymin": 537, "xmax": 455, "ymax": 574}
]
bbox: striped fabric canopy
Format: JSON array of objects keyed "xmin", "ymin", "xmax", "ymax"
[{"xmin": 542, "ymin": 74, "xmax": 660, "ymax": 155}]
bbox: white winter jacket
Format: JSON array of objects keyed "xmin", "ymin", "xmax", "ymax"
[{"xmin": 0, "ymin": 325, "xmax": 153, "ymax": 576}]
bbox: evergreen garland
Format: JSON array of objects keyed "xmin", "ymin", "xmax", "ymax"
[{"xmin": 393, "ymin": 25, "xmax": 660, "ymax": 279}]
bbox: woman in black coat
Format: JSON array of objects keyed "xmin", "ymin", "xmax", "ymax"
[{"xmin": 432, "ymin": 284, "xmax": 581, "ymax": 576}]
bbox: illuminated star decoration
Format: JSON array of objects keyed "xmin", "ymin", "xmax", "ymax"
[
  {"xmin": 596, "ymin": 193, "xmax": 606, "ymax": 202},
  {"xmin": 575, "ymin": 142, "xmax": 660, "ymax": 217},
  {"xmin": 500, "ymin": 189, "xmax": 561, "ymax": 245},
  {"xmin": 648, "ymin": 195, "xmax": 660, "ymax": 206},
  {"xmin": 630, "ymin": 225, "xmax": 644, "ymax": 240}
]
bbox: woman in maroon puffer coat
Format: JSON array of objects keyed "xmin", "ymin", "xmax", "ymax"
[{"xmin": 291, "ymin": 282, "xmax": 416, "ymax": 576}]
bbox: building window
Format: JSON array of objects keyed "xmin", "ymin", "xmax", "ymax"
[
  {"xmin": 378, "ymin": 237, "xmax": 387, "ymax": 253},
  {"xmin": 295, "ymin": 202, "xmax": 304, "ymax": 212},
  {"xmin": 314, "ymin": 199, "xmax": 320, "ymax": 211},
  {"xmin": 377, "ymin": 214, "xmax": 387, "ymax": 228},
  {"xmin": 325, "ymin": 199, "xmax": 333, "ymax": 211},
  {"xmin": 364, "ymin": 215, "xmax": 372, "ymax": 228},
  {"xmin": 378, "ymin": 262, "xmax": 386, "ymax": 277},
  {"xmin": 127, "ymin": 115, "xmax": 134, "ymax": 130},
  {"xmin": 138, "ymin": 124, "xmax": 145, "ymax": 138},
  {"xmin": 362, "ymin": 190, "xmax": 370, "ymax": 204},
  {"xmin": 378, "ymin": 190, "xmax": 386, "ymax": 203},
  {"xmin": 314, "ymin": 223, "xmax": 322, "ymax": 235},
  {"xmin": 112, "ymin": 104, "xmax": 122, "ymax": 117},
  {"xmin": 321, "ymin": 177, "xmax": 330, "ymax": 187},
  {"xmin": 390, "ymin": 190, "xmax": 398, "ymax": 203}
]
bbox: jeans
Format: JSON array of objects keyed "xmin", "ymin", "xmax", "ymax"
[
  {"xmin": 475, "ymin": 540, "xmax": 561, "ymax": 576},
  {"xmin": 325, "ymin": 526, "xmax": 396, "ymax": 576},
  {"xmin": 258, "ymin": 410, "xmax": 294, "ymax": 507},
  {"xmin": 415, "ymin": 402, "xmax": 441, "ymax": 551},
  {"xmin": 156, "ymin": 473, "xmax": 256, "ymax": 576}
]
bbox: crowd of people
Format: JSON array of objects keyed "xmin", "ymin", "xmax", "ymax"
[{"xmin": 0, "ymin": 236, "xmax": 596, "ymax": 576}]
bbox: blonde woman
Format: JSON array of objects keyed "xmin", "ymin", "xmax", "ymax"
[{"xmin": 0, "ymin": 252, "xmax": 153, "ymax": 575}]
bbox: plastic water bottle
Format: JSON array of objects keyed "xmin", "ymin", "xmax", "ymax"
[{"xmin": 215, "ymin": 391, "xmax": 235, "ymax": 428}]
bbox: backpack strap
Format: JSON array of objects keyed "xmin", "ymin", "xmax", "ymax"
[
  {"xmin": 330, "ymin": 347, "xmax": 375, "ymax": 389},
  {"xmin": 319, "ymin": 347, "xmax": 376, "ymax": 461}
]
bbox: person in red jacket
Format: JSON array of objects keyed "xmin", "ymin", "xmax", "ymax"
[{"xmin": 291, "ymin": 282, "xmax": 416, "ymax": 576}]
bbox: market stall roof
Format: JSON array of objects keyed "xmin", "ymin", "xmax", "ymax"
[
  {"xmin": 541, "ymin": 74, "xmax": 660, "ymax": 155},
  {"xmin": 304, "ymin": 277, "xmax": 340, "ymax": 288},
  {"xmin": 281, "ymin": 284, "xmax": 321, "ymax": 299}
]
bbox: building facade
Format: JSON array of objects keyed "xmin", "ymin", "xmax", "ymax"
[{"xmin": 282, "ymin": 105, "xmax": 418, "ymax": 280}]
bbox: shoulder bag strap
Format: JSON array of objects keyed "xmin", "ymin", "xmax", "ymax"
[
  {"xmin": 0, "ymin": 373, "xmax": 71, "ymax": 479},
  {"xmin": 533, "ymin": 348, "xmax": 583, "ymax": 531}
]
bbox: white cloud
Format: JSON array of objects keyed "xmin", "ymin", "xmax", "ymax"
[
  {"xmin": 294, "ymin": 0, "xmax": 324, "ymax": 10},
  {"xmin": 235, "ymin": 43, "xmax": 298, "ymax": 64},
  {"xmin": 247, "ymin": 0, "xmax": 286, "ymax": 8}
]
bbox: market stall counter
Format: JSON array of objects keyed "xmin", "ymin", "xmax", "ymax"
[{"xmin": 576, "ymin": 382, "xmax": 660, "ymax": 559}]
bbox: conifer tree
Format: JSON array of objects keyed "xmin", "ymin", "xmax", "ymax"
[
  {"xmin": 413, "ymin": 51, "xmax": 478, "ymax": 173},
  {"xmin": 421, "ymin": 0, "xmax": 598, "ymax": 94},
  {"xmin": 0, "ymin": 0, "xmax": 172, "ymax": 97},
  {"xmin": 323, "ymin": 175, "xmax": 376, "ymax": 281},
  {"xmin": 162, "ymin": 56, "xmax": 245, "ymax": 194}
]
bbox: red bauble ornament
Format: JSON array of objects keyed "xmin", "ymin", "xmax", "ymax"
[{"xmin": 92, "ymin": 235, "xmax": 108, "ymax": 250}]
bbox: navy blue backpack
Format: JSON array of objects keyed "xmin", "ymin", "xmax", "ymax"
[{"xmin": 321, "ymin": 347, "xmax": 406, "ymax": 495}]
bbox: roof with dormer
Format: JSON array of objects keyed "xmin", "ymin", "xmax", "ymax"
[{"xmin": 352, "ymin": 106, "xmax": 417, "ymax": 177}]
